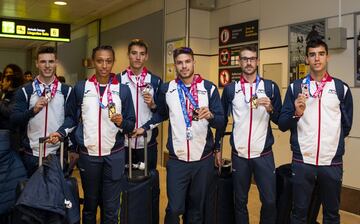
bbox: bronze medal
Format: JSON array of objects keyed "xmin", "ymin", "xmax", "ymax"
[
  {"xmin": 192, "ymin": 109, "xmax": 199, "ymax": 121},
  {"xmin": 301, "ymin": 83, "xmax": 309, "ymax": 99},
  {"xmin": 108, "ymin": 103, "xmax": 116, "ymax": 118},
  {"xmin": 251, "ymin": 95, "xmax": 258, "ymax": 109}
]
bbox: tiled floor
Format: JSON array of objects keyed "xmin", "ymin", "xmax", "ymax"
[{"xmin": 75, "ymin": 166, "xmax": 360, "ymax": 224}]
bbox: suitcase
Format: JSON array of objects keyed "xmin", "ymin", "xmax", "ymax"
[
  {"xmin": 204, "ymin": 131, "xmax": 235, "ymax": 224},
  {"xmin": 13, "ymin": 137, "xmax": 80, "ymax": 224},
  {"xmin": 276, "ymin": 164, "xmax": 321, "ymax": 224},
  {"xmin": 120, "ymin": 133, "xmax": 160, "ymax": 224}
]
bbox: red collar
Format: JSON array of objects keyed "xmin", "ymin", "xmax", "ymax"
[
  {"xmin": 175, "ymin": 74, "xmax": 203, "ymax": 84},
  {"xmin": 89, "ymin": 73, "xmax": 118, "ymax": 84}
]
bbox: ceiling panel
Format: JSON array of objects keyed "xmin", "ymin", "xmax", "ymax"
[{"xmin": 0, "ymin": 0, "xmax": 142, "ymax": 49}]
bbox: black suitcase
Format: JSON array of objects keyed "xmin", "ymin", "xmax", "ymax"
[
  {"xmin": 120, "ymin": 133, "xmax": 160, "ymax": 224},
  {"xmin": 13, "ymin": 137, "xmax": 80, "ymax": 224},
  {"xmin": 276, "ymin": 164, "xmax": 293, "ymax": 224},
  {"xmin": 276, "ymin": 164, "xmax": 321, "ymax": 224},
  {"xmin": 204, "ymin": 132, "xmax": 235, "ymax": 224}
]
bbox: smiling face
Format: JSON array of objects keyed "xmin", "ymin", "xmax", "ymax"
[
  {"xmin": 239, "ymin": 49, "xmax": 258, "ymax": 76},
  {"xmin": 174, "ymin": 53, "xmax": 195, "ymax": 82},
  {"xmin": 36, "ymin": 53, "xmax": 57, "ymax": 80},
  {"xmin": 93, "ymin": 49, "xmax": 114, "ymax": 78},
  {"xmin": 306, "ymin": 45, "xmax": 328, "ymax": 76}
]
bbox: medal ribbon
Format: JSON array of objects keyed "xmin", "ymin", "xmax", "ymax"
[
  {"xmin": 91, "ymin": 74, "xmax": 114, "ymax": 109},
  {"xmin": 240, "ymin": 74, "xmax": 260, "ymax": 104},
  {"xmin": 126, "ymin": 67, "xmax": 148, "ymax": 90},
  {"xmin": 304, "ymin": 73, "xmax": 329, "ymax": 98},
  {"xmin": 34, "ymin": 77, "xmax": 59, "ymax": 100},
  {"xmin": 177, "ymin": 75, "xmax": 201, "ymax": 128}
]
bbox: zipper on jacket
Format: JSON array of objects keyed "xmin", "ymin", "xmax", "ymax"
[
  {"xmin": 248, "ymin": 85, "xmax": 253, "ymax": 159},
  {"xmin": 43, "ymin": 104, "xmax": 48, "ymax": 157},
  {"xmin": 315, "ymin": 98, "xmax": 321, "ymax": 165},
  {"xmin": 98, "ymin": 105, "xmax": 102, "ymax": 156},
  {"xmin": 186, "ymin": 99, "xmax": 190, "ymax": 162},
  {"xmin": 135, "ymin": 83, "xmax": 139, "ymax": 149}
]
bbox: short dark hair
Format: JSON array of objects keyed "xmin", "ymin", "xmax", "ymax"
[
  {"xmin": 2, "ymin": 63, "xmax": 24, "ymax": 88},
  {"xmin": 57, "ymin": 76, "xmax": 66, "ymax": 83},
  {"xmin": 24, "ymin": 71, "xmax": 32, "ymax": 76},
  {"xmin": 306, "ymin": 39, "xmax": 328, "ymax": 56},
  {"xmin": 37, "ymin": 46, "xmax": 57, "ymax": 59},
  {"xmin": 92, "ymin": 45, "xmax": 115, "ymax": 60},
  {"xmin": 128, "ymin": 39, "xmax": 148, "ymax": 54},
  {"xmin": 239, "ymin": 45, "xmax": 258, "ymax": 56},
  {"xmin": 173, "ymin": 47, "xmax": 194, "ymax": 61}
]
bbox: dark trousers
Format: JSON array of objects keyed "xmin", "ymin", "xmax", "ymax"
[
  {"xmin": 232, "ymin": 153, "xmax": 277, "ymax": 224},
  {"xmin": 164, "ymin": 156, "xmax": 214, "ymax": 224},
  {"xmin": 78, "ymin": 151, "xmax": 125, "ymax": 224},
  {"xmin": 291, "ymin": 162, "xmax": 342, "ymax": 224},
  {"xmin": 125, "ymin": 143, "xmax": 158, "ymax": 170}
]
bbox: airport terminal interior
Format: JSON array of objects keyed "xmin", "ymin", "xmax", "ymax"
[{"xmin": 1, "ymin": 0, "xmax": 360, "ymax": 223}]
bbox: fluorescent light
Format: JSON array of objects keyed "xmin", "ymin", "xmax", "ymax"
[{"xmin": 54, "ymin": 1, "xmax": 67, "ymax": 6}]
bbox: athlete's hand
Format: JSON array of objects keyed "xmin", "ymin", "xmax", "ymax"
[
  {"xmin": 295, "ymin": 93, "xmax": 306, "ymax": 117},
  {"xmin": 257, "ymin": 97, "xmax": 273, "ymax": 113},
  {"xmin": 111, "ymin": 113, "xmax": 123, "ymax": 126},
  {"xmin": 33, "ymin": 97, "xmax": 48, "ymax": 114},
  {"xmin": 197, "ymin": 107, "xmax": 214, "ymax": 120},
  {"xmin": 143, "ymin": 92, "xmax": 156, "ymax": 109},
  {"xmin": 131, "ymin": 128, "xmax": 145, "ymax": 137},
  {"xmin": 48, "ymin": 132, "xmax": 62, "ymax": 144},
  {"xmin": 214, "ymin": 151, "xmax": 223, "ymax": 168}
]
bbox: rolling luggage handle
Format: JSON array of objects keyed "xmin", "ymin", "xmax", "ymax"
[
  {"xmin": 127, "ymin": 132, "xmax": 149, "ymax": 182},
  {"xmin": 218, "ymin": 131, "xmax": 232, "ymax": 176},
  {"xmin": 39, "ymin": 136, "xmax": 65, "ymax": 169}
]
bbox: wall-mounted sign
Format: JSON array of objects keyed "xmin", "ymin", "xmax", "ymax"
[
  {"xmin": 0, "ymin": 18, "xmax": 70, "ymax": 42},
  {"xmin": 219, "ymin": 67, "xmax": 242, "ymax": 87},
  {"xmin": 165, "ymin": 38, "xmax": 186, "ymax": 82},
  {"xmin": 289, "ymin": 20, "xmax": 325, "ymax": 82},
  {"xmin": 218, "ymin": 43, "xmax": 258, "ymax": 87},
  {"xmin": 219, "ymin": 20, "xmax": 258, "ymax": 46},
  {"xmin": 218, "ymin": 20, "xmax": 259, "ymax": 88}
]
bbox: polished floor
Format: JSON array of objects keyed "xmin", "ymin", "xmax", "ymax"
[{"xmin": 75, "ymin": 166, "xmax": 360, "ymax": 224}]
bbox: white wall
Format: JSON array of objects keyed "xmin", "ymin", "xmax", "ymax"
[{"xmin": 0, "ymin": 48, "xmax": 27, "ymax": 73}]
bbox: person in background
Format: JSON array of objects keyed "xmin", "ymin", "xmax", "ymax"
[
  {"xmin": 0, "ymin": 64, "xmax": 27, "ymax": 222},
  {"xmin": 23, "ymin": 70, "xmax": 33, "ymax": 83},
  {"xmin": 279, "ymin": 39, "xmax": 353, "ymax": 224},
  {"xmin": 57, "ymin": 76, "xmax": 66, "ymax": 83},
  {"xmin": 1, "ymin": 64, "xmax": 23, "ymax": 99}
]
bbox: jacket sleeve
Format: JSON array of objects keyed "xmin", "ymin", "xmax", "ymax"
[
  {"xmin": 214, "ymin": 85, "xmax": 231, "ymax": 150},
  {"xmin": 278, "ymin": 84, "xmax": 299, "ymax": 132},
  {"xmin": 342, "ymin": 84, "xmax": 353, "ymax": 137},
  {"xmin": 270, "ymin": 82, "xmax": 282, "ymax": 125},
  {"xmin": 120, "ymin": 84, "xmax": 136, "ymax": 134},
  {"xmin": 142, "ymin": 83, "xmax": 169, "ymax": 131},
  {"xmin": 10, "ymin": 88, "xmax": 36, "ymax": 127},
  {"xmin": 0, "ymin": 97, "xmax": 13, "ymax": 119},
  {"xmin": 56, "ymin": 87, "xmax": 77, "ymax": 137},
  {"xmin": 151, "ymin": 77, "xmax": 163, "ymax": 113},
  {"xmin": 208, "ymin": 84, "xmax": 225, "ymax": 130}
]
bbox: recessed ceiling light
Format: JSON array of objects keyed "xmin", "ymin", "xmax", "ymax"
[{"xmin": 54, "ymin": 1, "xmax": 67, "ymax": 6}]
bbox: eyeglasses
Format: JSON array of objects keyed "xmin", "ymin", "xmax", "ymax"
[{"xmin": 240, "ymin": 57, "xmax": 257, "ymax": 63}]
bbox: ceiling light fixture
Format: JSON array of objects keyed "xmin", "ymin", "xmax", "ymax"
[{"xmin": 54, "ymin": 1, "xmax": 67, "ymax": 6}]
